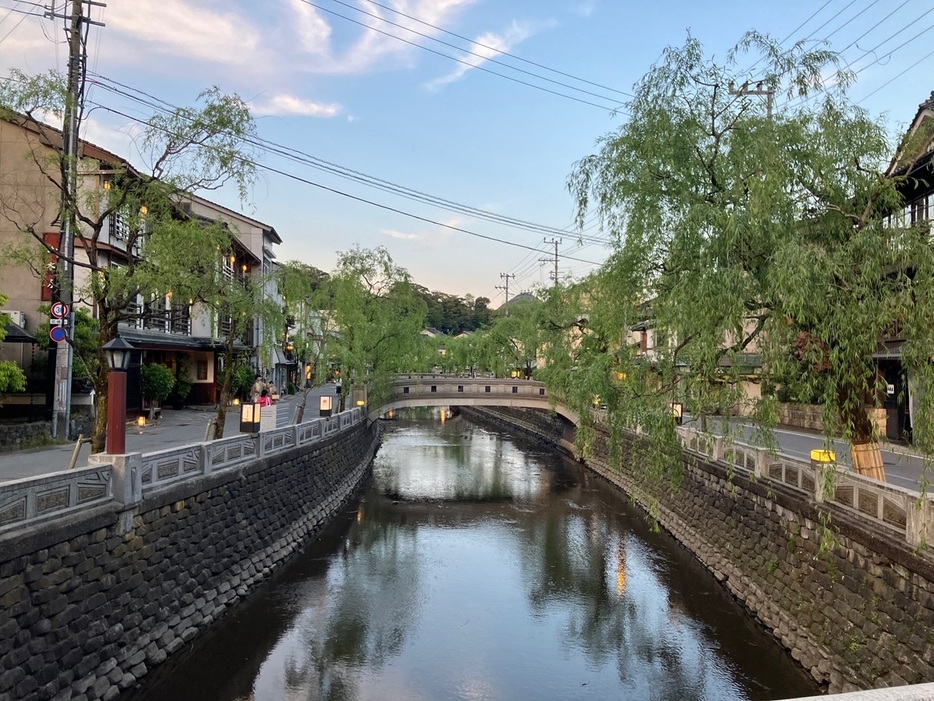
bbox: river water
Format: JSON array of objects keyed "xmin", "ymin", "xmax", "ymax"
[{"xmin": 128, "ymin": 411, "xmax": 819, "ymax": 701}]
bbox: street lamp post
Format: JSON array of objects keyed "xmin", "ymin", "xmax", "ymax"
[{"xmin": 102, "ymin": 336, "xmax": 134, "ymax": 454}]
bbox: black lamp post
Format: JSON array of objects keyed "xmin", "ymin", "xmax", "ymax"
[{"xmin": 102, "ymin": 335, "xmax": 134, "ymax": 454}]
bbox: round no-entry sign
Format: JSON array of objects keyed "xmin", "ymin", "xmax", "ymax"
[
  {"xmin": 49, "ymin": 326, "xmax": 67, "ymax": 343},
  {"xmin": 51, "ymin": 301, "xmax": 69, "ymax": 318}
]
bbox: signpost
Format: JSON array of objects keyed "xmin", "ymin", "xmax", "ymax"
[
  {"xmin": 49, "ymin": 302, "xmax": 70, "ymax": 344},
  {"xmin": 51, "ymin": 301, "xmax": 69, "ymax": 319}
]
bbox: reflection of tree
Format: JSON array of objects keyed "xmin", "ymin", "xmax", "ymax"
[
  {"xmin": 512, "ymin": 465, "xmax": 813, "ymax": 700},
  {"xmin": 275, "ymin": 502, "xmax": 422, "ymax": 701},
  {"xmin": 377, "ymin": 418, "xmax": 544, "ymax": 504}
]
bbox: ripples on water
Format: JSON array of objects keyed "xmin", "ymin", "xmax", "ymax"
[{"xmin": 127, "ymin": 411, "xmax": 819, "ymax": 701}]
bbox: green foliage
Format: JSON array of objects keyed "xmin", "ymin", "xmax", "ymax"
[
  {"xmin": 0, "ymin": 70, "xmax": 260, "ymax": 451},
  {"xmin": 0, "ymin": 360, "xmax": 26, "ymax": 393},
  {"xmin": 231, "ymin": 361, "xmax": 255, "ymax": 401},
  {"xmin": 413, "ymin": 286, "xmax": 492, "ymax": 335},
  {"xmin": 35, "ymin": 307, "xmax": 99, "ymax": 381},
  {"xmin": 561, "ymin": 30, "xmax": 934, "ymax": 460},
  {"xmin": 140, "ymin": 363, "xmax": 175, "ymax": 404},
  {"xmin": 324, "ymin": 246, "xmax": 427, "ymax": 404},
  {"xmin": 0, "ymin": 302, "xmax": 27, "ymax": 393}
]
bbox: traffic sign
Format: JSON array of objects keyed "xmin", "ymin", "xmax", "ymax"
[
  {"xmin": 49, "ymin": 326, "xmax": 67, "ymax": 343},
  {"xmin": 51, "ymin": 301, "xmax": 69, "ymax": 319}
]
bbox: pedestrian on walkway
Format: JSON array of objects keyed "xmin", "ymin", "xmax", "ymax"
[
  {"xmin": 258, "ymin": 388, "xmax": 272, "ymax": 408},
  {"xmin": 250, "ymin": 375, "xmax": 266, "ymax": 403}
]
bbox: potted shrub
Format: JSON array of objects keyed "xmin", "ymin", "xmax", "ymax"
[{"xmin": 140, "ymin": 363, "xmax": 175, "ymax": 420}]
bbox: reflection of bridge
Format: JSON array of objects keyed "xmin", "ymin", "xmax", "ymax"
[{"xmin": 377, "ymin": 375, "xmax": 579, "ymax": 427}]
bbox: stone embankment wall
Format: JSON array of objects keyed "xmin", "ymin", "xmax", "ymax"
[
  {"xmin": 457, "ymin": 407, "xmax": 575, "ymax": 457},
  {"xmin": 778, "ymin": 402, "xmax": 886, "ymax": 436},
  {"xmin": 0, "ymin": 422, "xmax": 50, "ymax": 454},
  {"xmin": 465, "ymin": 407, "xmax": 934, "ymax": 694},
  {"xmin": 0, "ymin": 421, "xmax": 379, "ymax": 701}
]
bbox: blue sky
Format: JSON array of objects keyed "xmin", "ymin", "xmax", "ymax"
[{"xmin": 1, "ymin": 0, "xmax": 932, "ymax": 304}]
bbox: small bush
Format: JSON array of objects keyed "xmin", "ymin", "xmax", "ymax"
[{"xmin": 140, "ymin": 363, "xmax": 175, "ymax": 405}]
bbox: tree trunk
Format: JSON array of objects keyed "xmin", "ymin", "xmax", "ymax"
[
  {"xmin": 90, "ymin": 311, "xmax": 115, "ymax": 454},
  {"xmin": 212, "ymin": 331, "xmax": 236, "ymax": 440},
  {"xmin": 838, "ymin": 386, "xmax": 886, "ymax": 482}
]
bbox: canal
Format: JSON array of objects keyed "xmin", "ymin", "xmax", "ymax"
[{"xmin": 127, "ymin": 411, "xmax": 819, "ymax": 700}]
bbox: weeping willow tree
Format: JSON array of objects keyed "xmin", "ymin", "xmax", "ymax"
[
  {"xmin": 325, "ymin": 246, "xmax": 427, "ymax": 409},
  {"xmin": 565, "ymin": 32, "xmax": 934, "ymax": 482}
]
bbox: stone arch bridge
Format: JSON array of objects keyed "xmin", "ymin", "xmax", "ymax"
[{"xmin": 374, "ymin": 375, "xmax": 579, "ymax": 455}]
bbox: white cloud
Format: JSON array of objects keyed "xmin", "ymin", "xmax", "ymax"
[
  {"xmin": 104, "ymin": 1, "xmax": 263, "ymax": 68},
  {"xmin": 572, "ymin": 0, "xmax": 597, "ymax": 18},
  {"xmin": 425, "ymin": 20, "xmax": 542, "ymax": 91},
  {"xmin": 286, "ymin": 0, "xmax": 477, "ymax": 75},
  {"xmin": 251, "ymin": 93, "xmax": 341, "ymax": 118},
  {"xmin": 383, "ymin": 228, "xmax": 423, "ymax": 241},
  {"xmin": 289, "ymin": 0, "xmax": 332, "ymax": 55}
]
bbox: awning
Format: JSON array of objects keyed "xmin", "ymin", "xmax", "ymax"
[
  {"xmin": 3, "ymin": 320, "xmax": 36, "ymax": 344},
  {"xmin": 272, "ymin": 347, "xmax": 294, "ymax": 366}
]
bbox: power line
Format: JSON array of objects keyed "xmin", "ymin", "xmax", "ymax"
[
  {"xmin": 292, "ymin": 0, "xmax": 620, "ymax": 111},
  {"xmin": 317, "ymin": 0, "xmax": 632, "ymax": 104},
  {"xmin": 0, "ymin": 4, "xmax": 36, "ymax": 43},
  {"xmin": 356, "ymin": 0, "xmax": 631, "ymax": 97},
  {"xmin": 787, "ymin": 8, "xmax": 934, "ymax": 110},
  {"xmin": 85, "ymin": 72, "xmax": 614, "ymax": 246},
  {"xmin": 83, "ymin": 99, "xmax": 606, "ymax": 266}
]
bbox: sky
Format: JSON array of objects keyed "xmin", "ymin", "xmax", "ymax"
[{"xmin": 1, "ymin": 0, "xmax": 932, "ymax": 306}]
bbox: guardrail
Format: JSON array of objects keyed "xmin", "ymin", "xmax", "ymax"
[
  {"xmin": 0, "ymin": 466, "xmax": 112, "ymax": 531},
  {"xmin": 393, "ymin": 375, "xmax": 549, "ymax": 401},
  {"xmin": 0, "ymin": 407, "xmax": 365, "ymax": 535},
  {"xmin": 675, "ymin": 426, "xmax": 932, "ymax": 548}
]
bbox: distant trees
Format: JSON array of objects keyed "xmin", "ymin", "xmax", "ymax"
[{"xmin": 412, "ymin": 286, "xmax": 491, "ymax": 335}]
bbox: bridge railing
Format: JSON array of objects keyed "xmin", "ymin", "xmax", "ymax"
[
  {"xmin": 0, "ymin": 407, "xmax": 365, "ymax": 535},
  {"xmin": 675, "ymin": 426, "xmax": 933, "ymax": 548},
  {"xmin": 391, "ymin": 375, "xmax": 549, "ymax": 401}
]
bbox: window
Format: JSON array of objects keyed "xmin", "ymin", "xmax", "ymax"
[
  {"xmin": 539, "ymin": 388, "xmax": 545, "ymax": 395},
  {"xmin": 458, "ymin": 385, "xmax": 464, "ymax": 392},
  {"xmin": 512, "ymin": 386, "xmax": 518, "ymax": 394},
  {"xmin": 403, "ymin": 387, "xmax": 409, "ymax": 394},
  {"xmin": 197, "ymin": 361, "xmax": 208, "ymax": 380},
  {"xmin": 911, "ymin": 196, "xmax": 929, "ymax": 224},
  {"xmin": 485, "ymin": 386, "xmax": 491, "ymax": 393},
  {"xmin": 431, "ymin": 385, "xmax": 437, "ymax": 393}
]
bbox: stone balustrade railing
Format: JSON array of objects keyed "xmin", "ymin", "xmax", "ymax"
[
  {"xmin": 394, "ymin": 374, "xmax": 549, "ymax": 400},
  {"xmin": 0, "ymin": 407, "xmax": 364, "ymax": 535},
  {"xmin": 676, "ymin": 425, "xmax": 933, "ymax": 548}
]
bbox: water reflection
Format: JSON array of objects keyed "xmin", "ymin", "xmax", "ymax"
[{"xmin": 128, "ymin": 411, "xmax": 817, "ymax": 701}]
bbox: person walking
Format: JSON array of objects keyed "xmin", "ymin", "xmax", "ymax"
[{"xmin": 250, "ymin": 375, "xmax": 266, "ymax": 403}]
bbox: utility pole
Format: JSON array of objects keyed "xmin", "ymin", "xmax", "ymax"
[
  {"xmin": 541, "ymin": 238, "xmax": 561, "ymax": 287},
  {"xmin": 47, "ymin": 0, "xmax": 105, "ymax": 439},
  {"xmin": 728, "ymin": 80, "xmax": 774, "ymax": 120},
  {"xmin": 495, "ymin": 273, "xmax": 514, "ymax": 316}
]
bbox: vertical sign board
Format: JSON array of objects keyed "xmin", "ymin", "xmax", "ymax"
[{"xmin": 41, "ymin": 232, "xmax": 62, "ymax": 302}]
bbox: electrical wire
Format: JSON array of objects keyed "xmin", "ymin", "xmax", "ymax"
[
  {"xmin": 309, "ymin": 0, "xmax": 632, "ymax": 105},
  {"xmin": 354, "ymin": 0, "xmax": 632, "ymax": 98},
  {"xmin": 292, "ymin": 0, "xmax": 620, "ymax": 111},
  {"xmin": 83, "ymin": 99, "xmax": 606, "ymax": 266},
  {"xmin": 0, "ymin": 3, "xmax": 37, "ymax": 44},
  {"xmin": 86, "ymin": 72, "xmax": 613, "ymax": 246}
]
